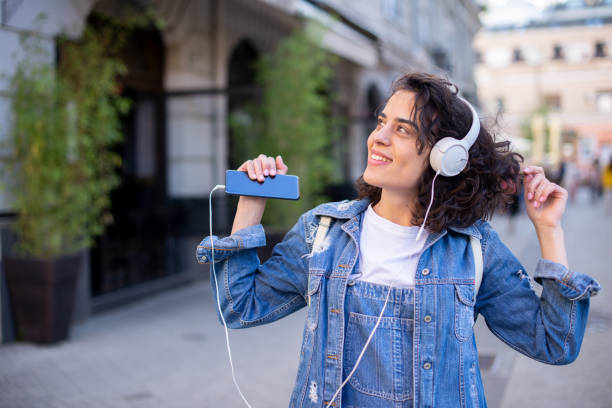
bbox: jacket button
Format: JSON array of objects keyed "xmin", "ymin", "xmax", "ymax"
[
  {"xmin": 347, "ymin": 279, "xmax": 356, "ymax": 286},
  {"xmin": 201, "ymin": 255, "xmax": 207, "ymax": 262},
  {"xmin": 422, "ymin": 268, "xmax": 430, "ymax": 276},
  {"xmin": 423, "ymin": 362, "xmax": 432, "ymax": 370},
  {"xmin": 424, "ymin": 315, "xmax": 432, "ymax": 323}
]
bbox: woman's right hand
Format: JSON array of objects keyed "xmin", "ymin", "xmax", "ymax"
[
  {"xmin": 237, "ymin": 154, "xmax": 288, "ymax": 182},
  {"xmin": 231, "ymin": 154, "xmax": 288, "ymax": 234}
]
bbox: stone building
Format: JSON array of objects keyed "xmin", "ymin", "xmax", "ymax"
[
  {"xmin": 474, "ymin": 1, "xmax": 612, "ymax": 168},
  {"xmin": 0, "ymin": 0, "xmax": 480, "ymax": 335}
]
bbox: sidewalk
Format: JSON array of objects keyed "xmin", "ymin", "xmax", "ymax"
[
  {"xmin": 0, "ymin": 189, "xmax": 610, "ymax": 408},
  {"xmin": 494, "ymin": 190, "xmax": 612, "ymax": 408},
  {"xmin": 0, "ymin": 278, "xmax": 307, "ymax": 408}
]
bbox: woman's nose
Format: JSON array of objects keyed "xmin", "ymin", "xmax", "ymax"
[{"xmin": 373, "ymin": 125, "xmax": 391, "ymax": 145}]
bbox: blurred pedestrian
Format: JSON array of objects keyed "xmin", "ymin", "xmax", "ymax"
[
  {"xmin": 589, "ymin": 158, "xmax": 603, "ymax": 203},
  {"xmin": 603, "ymin": 158, "xmax": 612, "ymax": 215},
  {"xmin": 198, "ymin": 73, "xmax": 600, "ymax": 408},
  {"xmin": 561, "ymin": 157, "xmax": 580, "ymax": 203}
]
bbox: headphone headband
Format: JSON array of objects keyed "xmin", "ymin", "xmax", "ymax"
[
  {"xmin": 458, "ymin": 96, "xmax": 480, "ymax": 149},
  {"xmin": 429, "ymin": 95, "xmax": 480, "ymax": 177}
]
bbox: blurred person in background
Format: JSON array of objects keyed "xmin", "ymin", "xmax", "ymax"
[
  {"xmin": 589, "ymin": 158, "xmax": 603, "ymax": 203},
  {"xmin": 603, "ymin": 158, "xmax": 612, "ymax": 215},
  {"xmin": 197, "ymin": 73, "xmax": 600, "ymax": 408},
  {"xmin": 560, "ymin": 156, "xmax": 580, "ymax": 203}
]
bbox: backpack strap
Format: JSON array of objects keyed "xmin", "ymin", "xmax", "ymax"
[
  {"xmin": 470, "ymin": 235, "xmax": 483, "ymax": 296},
  {"xmin": 312, "ymin": 216, "xmax": 332, "ymax": 253},
  {"xmin": 306, "ymin": 216, "xmax": 332, "ymax": 306}
]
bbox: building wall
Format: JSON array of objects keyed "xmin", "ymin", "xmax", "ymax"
[{"xmin": 474, "ymin": 14, "xmax": 612, "ymax": 165}]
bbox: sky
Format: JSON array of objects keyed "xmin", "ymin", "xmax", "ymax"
[{"xmin": 479, "ymin": 0, "xmax": 565, "ymax": 26}]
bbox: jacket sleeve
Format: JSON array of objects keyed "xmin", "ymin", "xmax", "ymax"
[
  {"xmin": 195, "ymin": 214, "xmax": 311, "ymax": 328},
  {"xmin": 474, "ymin": 223, "xmax": 600, "ymax": 365}
]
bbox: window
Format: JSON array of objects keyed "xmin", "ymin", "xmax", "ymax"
[
  {"xmin": 595, "ymin": 41, "xmax": 606, "ymax": 58},
  {"xmin": 544, "ymin": 94, "xmax": 562, "ymax": 111},
  {"xmin": 596, "ymin": 91, "xmax": 612, "ymax": 113},
  {"xmin": 512, "ymin": 48, "xmax": 524, "ymax": 62},
  {"xmin": 553, "ymin": 44, "xmax": 564, "ymax": 60}
]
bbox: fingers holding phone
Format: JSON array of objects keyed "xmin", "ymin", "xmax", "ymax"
[{"xmin": 237, "ymin": 154, "xmax": 288, "ymax": 182}]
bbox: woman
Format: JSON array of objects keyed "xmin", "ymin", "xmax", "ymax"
[{"xmin": 197, "ymin": 73, "xmax": 600, "ymax": 408}]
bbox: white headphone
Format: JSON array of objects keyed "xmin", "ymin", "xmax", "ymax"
[{"xmin": 429, "ymin": 96, "xmax": 480, "ymax": 177}]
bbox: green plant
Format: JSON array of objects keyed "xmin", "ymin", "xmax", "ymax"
[
  {"xmin": 229, "ymin": 25, "xmax": 338, "ymax": 230},
  {"xmin": 1, "ymin": 25, "xmax": 130, "ymax": 258}
]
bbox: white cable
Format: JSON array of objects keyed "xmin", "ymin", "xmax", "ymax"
[
  {"xmin": 325, "ymin": 286, "xmax": 392, "ymax": 407},
  {"xmin": 209, "ymin": 184, "xmax": 254, "ymax": 408},
  {"xmin": 416, "ymin": 170, "xmax": 441, "ymax": 242}
]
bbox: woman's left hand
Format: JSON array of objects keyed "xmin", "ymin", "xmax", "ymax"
[{"xmin": 523, "ymin": 166, "xmax": 568, "ymax": 230}]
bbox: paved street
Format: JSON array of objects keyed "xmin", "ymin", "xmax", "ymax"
[{"xmin": 0, "ymin": 189, "xmax": 610, "ymax": 408}]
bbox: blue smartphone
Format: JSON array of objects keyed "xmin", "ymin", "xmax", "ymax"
[{"xmin": 225, "ymin": 170, "xmax": 300, "ymax": 200}]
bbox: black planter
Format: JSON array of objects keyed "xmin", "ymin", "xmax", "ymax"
[{"xmin": 3, "ymin": 251, "xmax": 83, "ymax": 343}]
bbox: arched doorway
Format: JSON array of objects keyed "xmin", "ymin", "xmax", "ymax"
[{"xmin": 227, "ymin": 39, "xmax": 260, "ymax": 170}]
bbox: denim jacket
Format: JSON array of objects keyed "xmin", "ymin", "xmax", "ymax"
[{"xmin": 196, "ymin": 199, "xmax": 600, "ymax": 408}]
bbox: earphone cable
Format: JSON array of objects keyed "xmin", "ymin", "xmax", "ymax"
[
  {"xmin": 209, "ymin": 184, "xmax": 254, "ymax": 408},
  {"xmin": 416, "ymin": 170, "xmax": 440, "ymax": 242}
]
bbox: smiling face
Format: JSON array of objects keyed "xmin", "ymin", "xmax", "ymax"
[{"xmin": 363, "ymin": 90, "xmax": 431, "ymax": 200}]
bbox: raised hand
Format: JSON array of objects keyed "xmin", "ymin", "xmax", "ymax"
[
  {"xmin": 237, "ymin": 154, "xmax": 288, "ymax": 183},
  {"xmin": 523, "ymin": 166, "xmax": 568, "ymax": 231}
]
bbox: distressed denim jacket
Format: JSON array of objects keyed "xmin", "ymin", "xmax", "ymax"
[{"xmin": 196, "ymin": 199, "xmax": 600, "ymax": 408}]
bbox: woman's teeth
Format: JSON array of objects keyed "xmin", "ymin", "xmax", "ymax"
[{"xmin": 371, "ymin": 154, "xmax": 391, "ymax": 162}]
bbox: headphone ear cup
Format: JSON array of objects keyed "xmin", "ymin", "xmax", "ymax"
[{"xmin": 429, "ymin": 137, "xmax": 469, "ymax": 177}]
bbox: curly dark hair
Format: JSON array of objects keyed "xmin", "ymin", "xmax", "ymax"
[{"xmin": 356, "ymin": 72, "xmax": 523, "ymax": 232}]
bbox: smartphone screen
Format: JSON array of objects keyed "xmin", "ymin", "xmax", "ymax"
[{"xmin": 225, "ymin": 170, "xmax": 300, "ymax": 200}]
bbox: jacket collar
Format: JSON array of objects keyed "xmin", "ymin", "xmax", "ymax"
[{"xmin": 312, "ymin": 198, "xmax": 482, "ymax": 240}]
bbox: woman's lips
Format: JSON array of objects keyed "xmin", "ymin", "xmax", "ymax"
[{"xmin": 368, "ymin": 150, "xmax": 393, "ymax": 165}]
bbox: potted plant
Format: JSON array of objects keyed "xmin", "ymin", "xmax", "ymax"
[{"xmin": 0, "ymin": 25, "xmax": 129, "ymax": 343}]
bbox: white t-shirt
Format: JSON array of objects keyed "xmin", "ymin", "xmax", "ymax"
[{"xmin": 352, "ymin": 204, "xmax": 429, "ymax": 288}]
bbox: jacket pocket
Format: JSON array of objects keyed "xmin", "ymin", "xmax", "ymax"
[{"xmin": 454, "ymin": 284, "xmax": 476, "ymax": 342}]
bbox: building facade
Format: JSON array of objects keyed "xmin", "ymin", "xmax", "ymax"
[
  {"xmin": 0, "ymin": 0, "xmax": 480, "ymax": 338},
  {"xmin": 474, "ymin": 1, "xmax": 612, "ymax": 168}
]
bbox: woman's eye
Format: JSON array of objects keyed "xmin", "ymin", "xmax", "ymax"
[
  {"xmin": 397, "ymin": 126, "xmax": 408, "ymax": 134},
  {"xmin": 376, "ymin": 118, "xmax": 384, "ymax": 128}
]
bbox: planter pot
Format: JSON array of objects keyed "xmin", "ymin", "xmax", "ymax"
[{"xmin": 3, "ymin": 251, "xmax": 84, "ymax": 343}]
